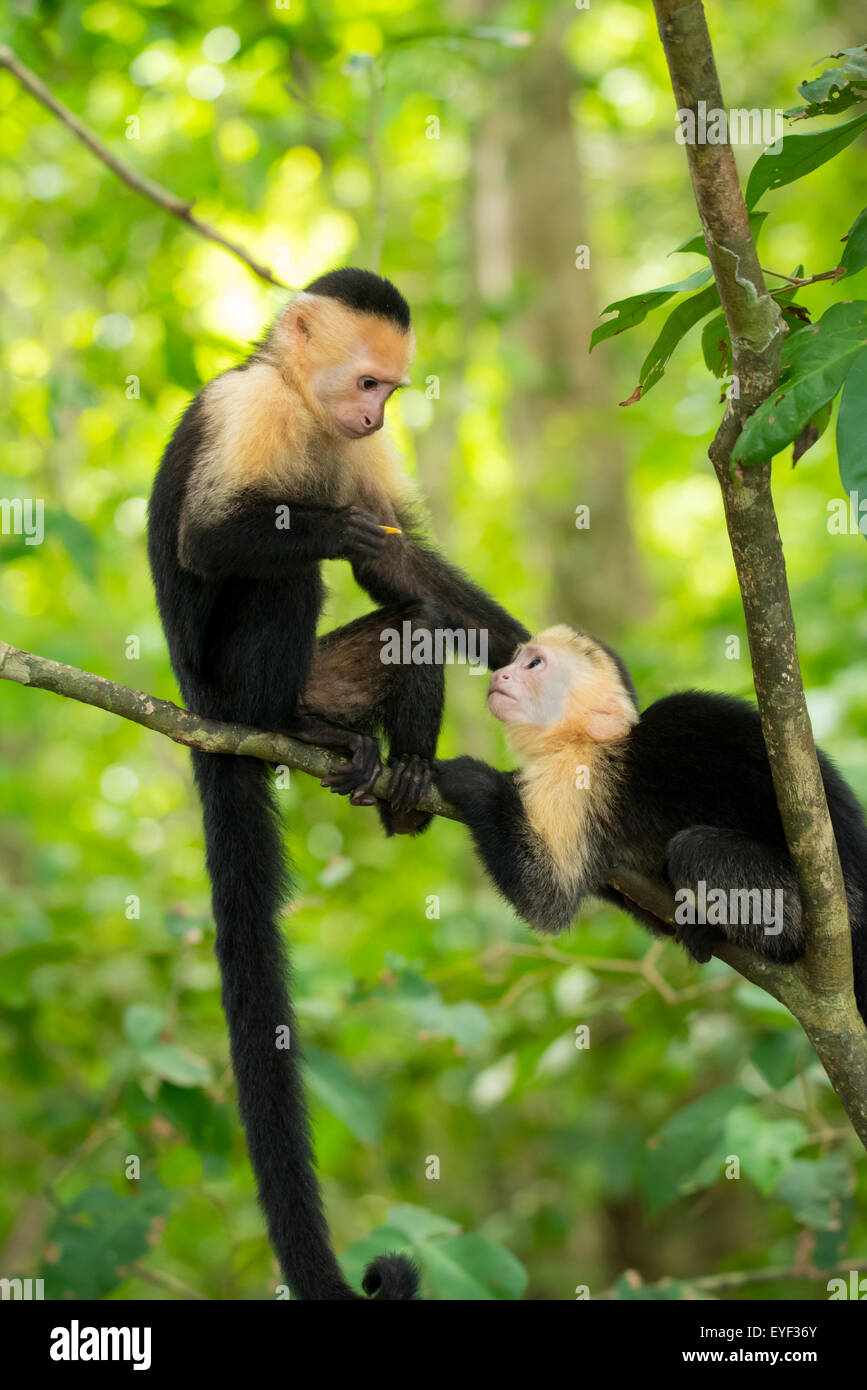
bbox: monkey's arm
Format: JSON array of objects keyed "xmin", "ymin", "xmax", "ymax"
[
  {"xmin": 352, "ymin": 523, "xmax": 529, "ymax": 670},
  {"xmin": 180, "ymin": 500, "xmax": 385, "ymax": 579},
  {"xmin": 434, "ymin": 756, "xmax": 579, "ymax": 931}
]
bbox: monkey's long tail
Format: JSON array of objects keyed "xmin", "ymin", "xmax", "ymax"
[{"xmin": 191, "ymin": 750, "xmax": 419, "ymax": 1301}]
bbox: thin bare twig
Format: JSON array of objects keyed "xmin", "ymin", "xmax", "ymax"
[
  {"xmin": 0, "ymin": 46, "xmax": 288, "ymax": 289},
  {"xmin": 761, "ymin": 266, "xmax": 846, "ymax": 287},
  {"xmin": 129, "ymin": 1261, "xmax": 208, "ymax": 1300}
]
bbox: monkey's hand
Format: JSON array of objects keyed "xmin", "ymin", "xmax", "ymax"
[
  {"xmin": 388, "ymin": 754, "xmax": 432, "ymax": 813},
  {"xmin": 320, "ymin": 731, "xmax": 382, "ymax": 805},
  {"xmin": 331, "ymin": 506, "xmax": 389, "ymax": 562}
]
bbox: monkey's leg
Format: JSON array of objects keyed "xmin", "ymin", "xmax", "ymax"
[
  {"xmin": 301, "ymin": 601, "xmax": 445, "ymax": 831},
  {"xmin": 665, "ymin": 826, "xmax": 803, "ymax": 965},
  {"xmin": 285, "ymin": 707, "xmax": 383, "ymax": 805},
  {"xmin": 376, "ymin": 599, "xmax": 446, "ymax": 836},
  {"xmin": 283, "ymin": 617, "xmax": 394, "ymax": 804}
]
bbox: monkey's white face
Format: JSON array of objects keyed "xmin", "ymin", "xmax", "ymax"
[
  {"xmin": 313, "ymin": 348, "xmax": 409, "ymax": 439},
  {"xmin": 488, "ymin": 633, "xmax": 637, "ymax": 743},
  {"xmin": 487, "ymin": 644, "xmax": 573, "ymax": 727},
  {"xmin": 294, "ymin": 298, "xmax": 414, "ymax": 439}
]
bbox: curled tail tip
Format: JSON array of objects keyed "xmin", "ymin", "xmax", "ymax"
[{"xmin": 361, "ymin": 1253, "xmax": 420, "ymax": 1301}]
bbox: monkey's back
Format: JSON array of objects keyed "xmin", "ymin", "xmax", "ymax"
[
  {"xmin": 148, "ymin": 391, "xmax": 323, "ymax": 729},
  {"xmin": 618, "ymin": 691, "xmax": 867, "ymax": 907}
]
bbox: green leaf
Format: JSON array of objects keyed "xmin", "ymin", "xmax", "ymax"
[
  {"xmin": 750, "ymin": 1030, "xmax": 810, "ymax": 1088},
  {"xmin": 303, "ymin": 1043, "xmax": 380, "ymax": 1142},
  {"xmin": 385, "ymin": 1203, "xmax": 462, "ymax": 1243},
  {"xmin": 425, "ymin": 1234, "xmax": 528, "ymax": 1300},
  {"xmin": 786, "ymin": 48, "xmax": 867, "ymax": 120},
  {"xmin": 372, "ymin": 965, "xmax": 490, "ymax": 1047},
  {"xmin": 416, "ymin": 1235, "xmax": 497, "ymax": 1300},
  {"xmin": 590, "ymin": 268, "xmax": 713, "ymax": 350},
  {"xmin": 123, "ymin": 1003, "xmax": 167, "ymax": 1050},
  {"xmin": 409, "ymin": 994, "xmax": 490, "ymax": 1047},
  {"xmin": 836, "ymin": 345, "xmax": 867, "ymax": 496},
  {"xmin": 671, "ymin": 211, "xmax": 767, "ymax": 258},
  {"xmin": 41, "ymin": 1182, "xmax": 171, "ymax": 1300},
  {"xmin": 157, "ymin": 1143, "xmax": 203, "ymax": 1188},
  {"xmin": 138, "ymin": 1042, "xmax": 213, "ymax": 1088},
  {"xmin": 630, "ymin": 284, "xmax": 721, "ymax": 400},
  {"xmin": 0, "ymin": 941, "xmax": 77, "ymax": 1008},
  {"xmin": 723, "ymin": 1108, "xmax": 807, "ymax": 1195},
  {"xmin": 841, "ymin": 208, "xmax": 867, "ymax": 280},
  {"xmin": 416, "ymin": 1239, "xmax": 525, "ymax": 1301},
  {"xmin": 792, "ymin": 399, "xmax": 833, "ymax": 463},
  {"xmin": 49, "ymin": 509, "xmax": 99, "ymax": 583},
  {"xmin": 732, "ymin": 301, "xmax": 867, "ymax": 464},
  {"xmin": 701, "ymin": 313, "xmax": 732, "ymax": 378},
  {"xmin": 775, "ymin": 1153, "xmax": 854, "ymax": 1230},
  {"xmin": 745, "ymin": 111, "xmax": 867, "ymax": 209},
  {"xmin": 416, "ymin": 1242, "xmax": 493, "ymax": 1300},
  {"xmin": 643, "ymin": 1086, "xmax": 749, "ymax": 1214},
  {"xmin": 158, "ymin": 1083, "xmax": 233, "ymax": 1158},
  {"xmin": 701, "ymin": 274, "xmax": 805, "ymax": 386}
]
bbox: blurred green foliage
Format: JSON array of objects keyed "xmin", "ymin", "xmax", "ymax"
[{"xmin": 1, "ymin": 0, "xmax": 866, "ymax": 1301}]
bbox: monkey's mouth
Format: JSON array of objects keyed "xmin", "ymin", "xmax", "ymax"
[{"xmin": 337, "ymin": 422, "xmax": 382, "ymax": 439}]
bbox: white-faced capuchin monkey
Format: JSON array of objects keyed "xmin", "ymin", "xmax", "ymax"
[
  {"xmin": 434, "ymin": 626, "xmax": 867, "ymax": 1021},
  {"xmin": 148, "ymin": 268, "xmax": 528, "ymax": 1301}
]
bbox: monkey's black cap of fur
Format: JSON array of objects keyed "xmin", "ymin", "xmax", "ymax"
[{"xmin": 303, "ymin": 267, "xmax": 411, "ymax": 332}]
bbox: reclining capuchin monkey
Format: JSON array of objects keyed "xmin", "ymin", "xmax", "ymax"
[{"xmin": 434, "ymin": 626, "xmax": 867, "ymax": 1022}]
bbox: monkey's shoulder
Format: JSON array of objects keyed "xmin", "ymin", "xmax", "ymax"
[
  {"xmin": 198, "ymin": 363, "xmax": 304, "ymax": 486},
  {"xmin": 626, "ymin": 690, "xmax": 771, "ymax": 787},
  {"xmin": 636, "ymin": 689, "xmax": 763, "ymax": 742},
  {"xmin": 152, "ymin": 363, "xmax": 316, "ymax": 541}
]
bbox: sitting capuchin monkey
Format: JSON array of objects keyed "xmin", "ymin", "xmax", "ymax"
[
  {"xmin": 434, "ymin": 626, "xmax": 867, "ymax": 1022},
  {"xmin": 149, "ymin": 267, "xmax": 528, "ymax": 1300}
]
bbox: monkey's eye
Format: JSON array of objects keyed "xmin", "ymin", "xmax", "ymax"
[
  {"xmin": 359, "ymin": 377, "xmax": 378, "ymax": 391},
  {"xmin": 526, "ymin": 657, "xmax": 543, "ymax": 670}
]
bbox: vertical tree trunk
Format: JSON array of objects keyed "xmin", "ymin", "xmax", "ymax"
[{"xmin": 502, "ymin": 18, "xmax": 645, "ymax": 633}]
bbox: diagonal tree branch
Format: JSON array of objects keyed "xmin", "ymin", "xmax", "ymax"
[
  {"xmin": 0, "ymin": 640, "xmax": 454, "ymax": 819},
  {"xmin": 2, "ymin": 637, "xmax": 866, "ymax": 1143},
  {"xmin": 0, "ymin": 46, "xmax": 287, "ymax": 289}
]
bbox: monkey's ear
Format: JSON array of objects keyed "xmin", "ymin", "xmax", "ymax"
[
  {"xmin": 287, "ymin": 294, "xmax": 314, "ymax": 344},
  {"xmin": 584, "ymin": 698, "xmax": 633, "ymax": 742}
]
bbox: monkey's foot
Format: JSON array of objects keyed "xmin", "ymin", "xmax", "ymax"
[
  {"xmin": 674, "ymin": 922, "xmax": 720, "ymax": 965},
  {"xmin": 378, "ymin": 806, "xmax": 433, "ymax": 837},
  {"xmin": 388, "ymin": 754, "xmax": 432, "ymax": 813},
  {"xmin": 320, "ymin": 734, "xmax": 382, "ymax": 805}
]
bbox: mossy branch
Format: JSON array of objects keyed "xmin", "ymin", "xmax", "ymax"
[
  {"xmin": 3, "ymin": 638, "xmax": 866, "ymax": 1144},
  {"xmin": 0, "ymin": 640, "xmax": 456, "ymax": 819},
  {"xmin": 649, "ymin": 0, "xmax": 867, "ymax": 1142}
]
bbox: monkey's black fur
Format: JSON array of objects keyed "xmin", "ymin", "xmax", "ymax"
[
  {"xmin": 148, "ymin": 275, "xmax": 528, "ymax": 1299},
  {"xmin": 304, "ymin": 267, "xmax": 411, "ymax": 331},
  {"xmin": 436, "ymin": 688, "xmax": 867, "ymax": 1023}
]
